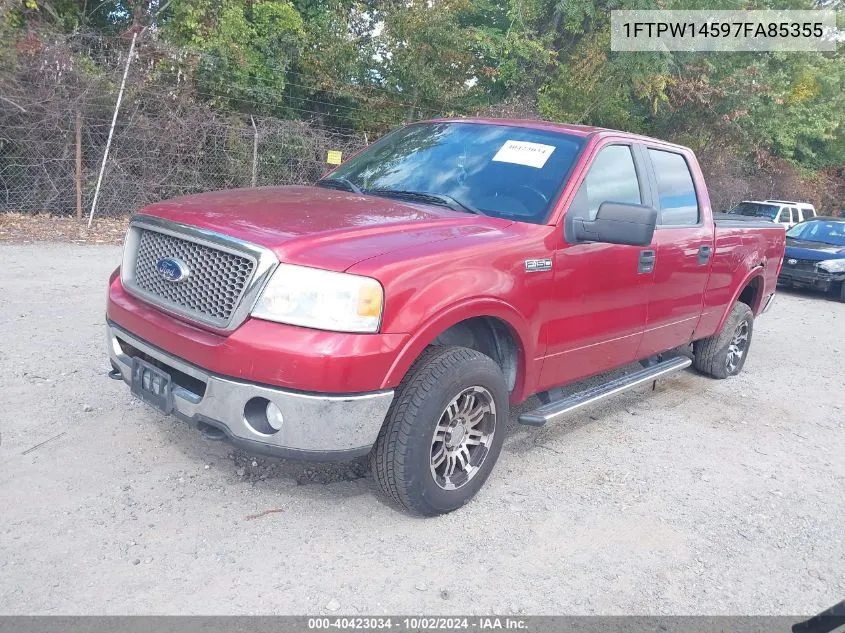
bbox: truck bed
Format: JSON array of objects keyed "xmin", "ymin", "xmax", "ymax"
[{"xmin": 713, "ymin": 213, "xmax": 781, "ymax": 229}]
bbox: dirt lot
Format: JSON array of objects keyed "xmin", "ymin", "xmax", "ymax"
[{"xmin": 1, "ymin": 241, "xmax": 843, "ymax": 616}]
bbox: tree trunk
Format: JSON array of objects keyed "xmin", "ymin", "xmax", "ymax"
[{"xmin": 406, "ymin": 87, "xmax": 419, "ymax": 123}]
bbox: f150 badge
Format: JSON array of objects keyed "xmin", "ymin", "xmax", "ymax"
[
  {"xmin": 156, "ymin": 257, "xmax": 191, "ymax": 282},
  {"xmin": 524, "ymin": 258, "xmax": 553, "ymax": 273}
]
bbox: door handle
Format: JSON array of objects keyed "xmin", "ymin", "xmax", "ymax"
[
  {"xmin": 698, "ymin": 245, "xmax": 712, "ymax": 265},
  {"xmin": 638, "ymin": 249, "xmax": 656, "ymax": 274}
]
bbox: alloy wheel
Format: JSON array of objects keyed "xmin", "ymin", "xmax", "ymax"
[
  {"xmin": 726, "ymin": 320, "xmax": 750, "ymax": 373},
  {"xmin": 429, "ymin": 386, "xmax": 496, "ymax": 491}
]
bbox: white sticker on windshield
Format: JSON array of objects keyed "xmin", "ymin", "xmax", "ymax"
[{"xmin": 492, "ymin": 140, "xmax": 555, "ymax": 169}]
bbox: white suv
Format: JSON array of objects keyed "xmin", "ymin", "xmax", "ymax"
[
  {"xmin": 728, "ymin": 200, "xmax": 816, "ymax": 229},
  {"xmin": 765, "ymin": 200, "xmax": 817, "ymax": 225}
]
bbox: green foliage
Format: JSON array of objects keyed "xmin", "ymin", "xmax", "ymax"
[
  {"xmin": 164, "ymin": 0, "xmax": 304, "ymax": 114},
  {"xmin": 461, "ymin": 0, "xmax": 555, "ymax": 98},
  {"xmin": 4, "ymin": 0, "xmax": 843, "ymax": 178}
]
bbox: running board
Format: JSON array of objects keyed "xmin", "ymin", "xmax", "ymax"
[{"xmin": 518, "ymin": 356, "xmax": 692, "ymax": 426}]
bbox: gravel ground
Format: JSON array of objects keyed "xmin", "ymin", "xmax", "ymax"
[{"xmin": 0, "ymin": 242, "xmax": 843, "ymax": 616}]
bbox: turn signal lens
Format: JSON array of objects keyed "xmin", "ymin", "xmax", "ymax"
[{"xmin": 358, "ymin": 284, "xmax": 383, "ymax": 318}]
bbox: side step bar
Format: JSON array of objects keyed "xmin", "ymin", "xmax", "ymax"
[{"xmin": 518, "ymin": 356, "xmax": 692, "ymax": 426}]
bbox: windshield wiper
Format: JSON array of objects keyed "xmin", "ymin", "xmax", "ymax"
[
  {"xmin": 368, "ymin": 189, "xmax": 483, "ymax": 215},
  {"xmin": 315, "ymin": 177, "xmax": 363, "ymax": 195}
]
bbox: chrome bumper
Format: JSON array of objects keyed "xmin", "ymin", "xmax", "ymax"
[{"xmin": 107, "ymin": 324, "xmax": 394, "ymax": 461}]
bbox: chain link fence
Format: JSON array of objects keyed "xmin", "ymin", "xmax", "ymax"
[
  {"xmin": 0, "ymin": 33, "xmax": 372, "ymax": 219},
  {"xmin": 3, "ymin": 32, "xmax": 841, "ymax": 220}
]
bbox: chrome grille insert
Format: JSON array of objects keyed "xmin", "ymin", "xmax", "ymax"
[
  {"xmin": 121, "ymin": 216, "xmax": 278, "ymax": 332},
  {"xmin": 134, "ymin": 230, "xmax": 255, "ymax": 322}
]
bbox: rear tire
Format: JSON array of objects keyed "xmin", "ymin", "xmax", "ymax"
[
  {"xmin": 837, "ymin": 282, "xmax": 845, "ymax": 303},
  {"xmin": 693, "ymin": 302, "xmax": 754, "ymax": 379},
  {"xmin": 370, "ymin": 346, "xmax": 508, "ymax": 516}
]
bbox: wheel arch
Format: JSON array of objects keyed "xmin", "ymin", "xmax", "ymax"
[
  {"xmin": 716, "ymin": 268, "xmax": 764, "ymax": 333},
  {"xmin": 381, "ymin": 299, "xmax": 535, "ymax": 403}
]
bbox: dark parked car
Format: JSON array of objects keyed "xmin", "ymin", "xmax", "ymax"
[{"xmin": 779, "ymin": 217, "xmax": 845, "ymax": 302}]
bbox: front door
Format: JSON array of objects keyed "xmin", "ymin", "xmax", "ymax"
[{"xmin": 539, "ymin": 142, "xmax": 652, "ymax": 391}]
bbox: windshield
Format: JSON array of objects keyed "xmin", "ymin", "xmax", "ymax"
[
  {"xmin": 324, "ymin": 122, "xmax": 584, "ymax": 224},
  {"xmin": 786, "ymin": 220, "xmax": 845, "ymax": 246},
  {"xmin": 729, "ymin": 202, "xmax": 780, "ymax": 219}
]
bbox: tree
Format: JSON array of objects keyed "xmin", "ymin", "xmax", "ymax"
[{"xmin": 163, "ymin": 0, "xmax": 304, "ymax": 114}]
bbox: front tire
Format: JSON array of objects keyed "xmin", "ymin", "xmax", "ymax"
[
  {"xmin": 693, "ymin": 302, "xmax": 754, "ymax": 379},
  {"xmin": 370, "ymin": 346, "xmax": 508, "ymax": 516}
]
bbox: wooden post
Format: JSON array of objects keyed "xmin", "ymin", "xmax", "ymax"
[{"xmin": 75, "ymin": 112, "xmax": 82, "ymax": 220}]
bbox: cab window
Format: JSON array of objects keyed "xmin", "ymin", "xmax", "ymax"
[{"xmin": 569, "ymin": 145, "xmax": 641, "ymax": 221}]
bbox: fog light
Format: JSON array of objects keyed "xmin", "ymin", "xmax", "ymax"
[
  {"xmin": 265, "ymin": 402, "xmax": 284, "ymax": 431},
  {"xmin": 243, "ymin": 397, "xmax": 281, "ymax": 435}
]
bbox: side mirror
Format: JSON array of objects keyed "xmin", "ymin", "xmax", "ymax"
[{"xmin": 571, "ymin": 201, "xmax": 657, "ymax": 246}]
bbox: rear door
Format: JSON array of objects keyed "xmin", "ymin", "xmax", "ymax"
[
  {"xmin": 539, "ymin": 141, "xmax": 652, "ymax": 389},
  {"xmin": 783, "ymin": 207, "xmax": 796, "ymax": 228},
  {"xmin": 776, "ymin": 206, "xmax": 798, "ymax": 228},
  {"xmin": 637, "ymin": 147, "xmax": 713, "ymax": 359}
]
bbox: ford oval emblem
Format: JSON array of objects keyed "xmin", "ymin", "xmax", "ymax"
[
  {"xmin": 156, "ymin": 257, "xmax": 190, "ymax": 282},
  {"xmin": 787, "ymin": 258, "xmax": 798, "ymax": 265}
]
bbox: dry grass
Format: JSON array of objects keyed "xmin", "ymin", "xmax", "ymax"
[{"xmin": 0, "ymin": 213, "xmax": 129, "ymax": 245}]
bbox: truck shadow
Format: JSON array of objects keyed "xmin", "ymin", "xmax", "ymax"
[
  {"xmin": 155, "ymin": 364, "xmax": 699, "ymax": 494},
  {"xmin": 169, "ymin": 424, "xmax": 373, "ymax": 486},
  {"xmin": 504, "ymin": 365, "xmax": 704, "ymax": 456}
]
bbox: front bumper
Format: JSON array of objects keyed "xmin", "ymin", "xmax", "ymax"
[
  {"xmin": 107, "ymin": 323, "xmax": 394, "ymax": 461},
  {"xmin": 107, "ymin": 274, "xmax": 409, "ymax": 393},
  {"xmin": 778, "ymin": 268, "xmax": 845, "ymax": 292}
]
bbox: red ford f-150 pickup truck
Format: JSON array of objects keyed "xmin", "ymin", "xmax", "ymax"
[{"xmin": 106, "ymin": 119, "xmax": 785, "ymax": 515}]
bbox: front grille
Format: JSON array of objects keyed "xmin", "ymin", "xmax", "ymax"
[
  {"xmin": 783, "ymin": 258, "xmax": 818, "ymax": 273},
  {"xmin": 133, "ymin": 229, "xmax": 256, "ymax": 325}
]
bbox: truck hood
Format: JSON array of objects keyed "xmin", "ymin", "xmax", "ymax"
[
  {"xmin": 139, "ymin": 186, "xmax": 511, "ymax": 271},
  {"xmin": 785, "ymin": 238, "xmax": 845, "ymax": 261}
]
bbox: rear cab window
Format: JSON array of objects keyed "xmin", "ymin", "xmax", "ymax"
[{"xmin": 647, "ymin": 149, "xmax": 699, "ymax": 226}]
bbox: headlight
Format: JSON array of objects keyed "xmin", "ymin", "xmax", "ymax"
[
  {"xmin": 251, "ymin": 263, "xmax": 383, "ymax": 333},
  {"xmin": 816, "ymin": 259, "xmax": 845, "ymax": 273}
]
